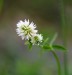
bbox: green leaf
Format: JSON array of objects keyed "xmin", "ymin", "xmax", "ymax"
[
  {"xmin": 50, "ymin": 33, "xmax": 58, "ymax": 45},
  {"xmin": 42, "ymin": 45, "xmax": 52, "ymax": 50},
  {"xmin": 52, "ymin": 45, "xmax": 66, "ymax": 51},
  {"xmin": 28, "ymin": 43, "xmax": 32, "ymax": 50},
  {"xmin": 43, "ymin": 37, "xmax": 49, "ymax": 45}
]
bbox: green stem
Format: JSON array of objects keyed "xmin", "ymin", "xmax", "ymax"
[
  {"xmin": 59, "ymin": 0, "xmax": 68, "ymax": 75},
  {"xmin": 51, "ymin": 50, "xmax": 61, "ymax": 75}
]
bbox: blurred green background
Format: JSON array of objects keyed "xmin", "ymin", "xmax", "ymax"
[{"xmin": 0, "ymin": 0, "xmax": 72, "ymax": 75}]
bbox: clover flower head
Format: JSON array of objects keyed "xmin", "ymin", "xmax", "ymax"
[
  {"xmin": 16, "ymin": 19, "xmax": 38, "ymax": 40},
  {"xmin": 16, "ymin": 19, "xmax": 43, "ymax": 46},
  {"xmin": 30, "ymin": 34, "xmax": 43, "ymax": 45}
]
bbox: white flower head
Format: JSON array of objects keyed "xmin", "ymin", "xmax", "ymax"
[
  {"xmin": 16, "ymin": 19, "xmax": 38, "ymax": 40},
  {"xmin": 30, "ymin": 34, "xmax": 43, "ymax": 45}
]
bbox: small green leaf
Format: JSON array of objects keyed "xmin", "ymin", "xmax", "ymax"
[
  {"xmin": 43, "ymin": 38, "xmax": 49, "ymax": 45},
  {"xmin": 50, "ymin": 33, "xmax": 58, "ymax": 45},
  {"xmin": 25, "ymin": 39, "xmax": 33, "ymax": 50},
  {"xmin": 52, "ymin": 45, "xmax": 66, "ymax": 51},
  {"xmin": 42, "ymin": 45, "xmax": 52, "ymax": 50},
  {"xmin": 28, "ymin": 43, "xmax": 32, "ymax": 49}
]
